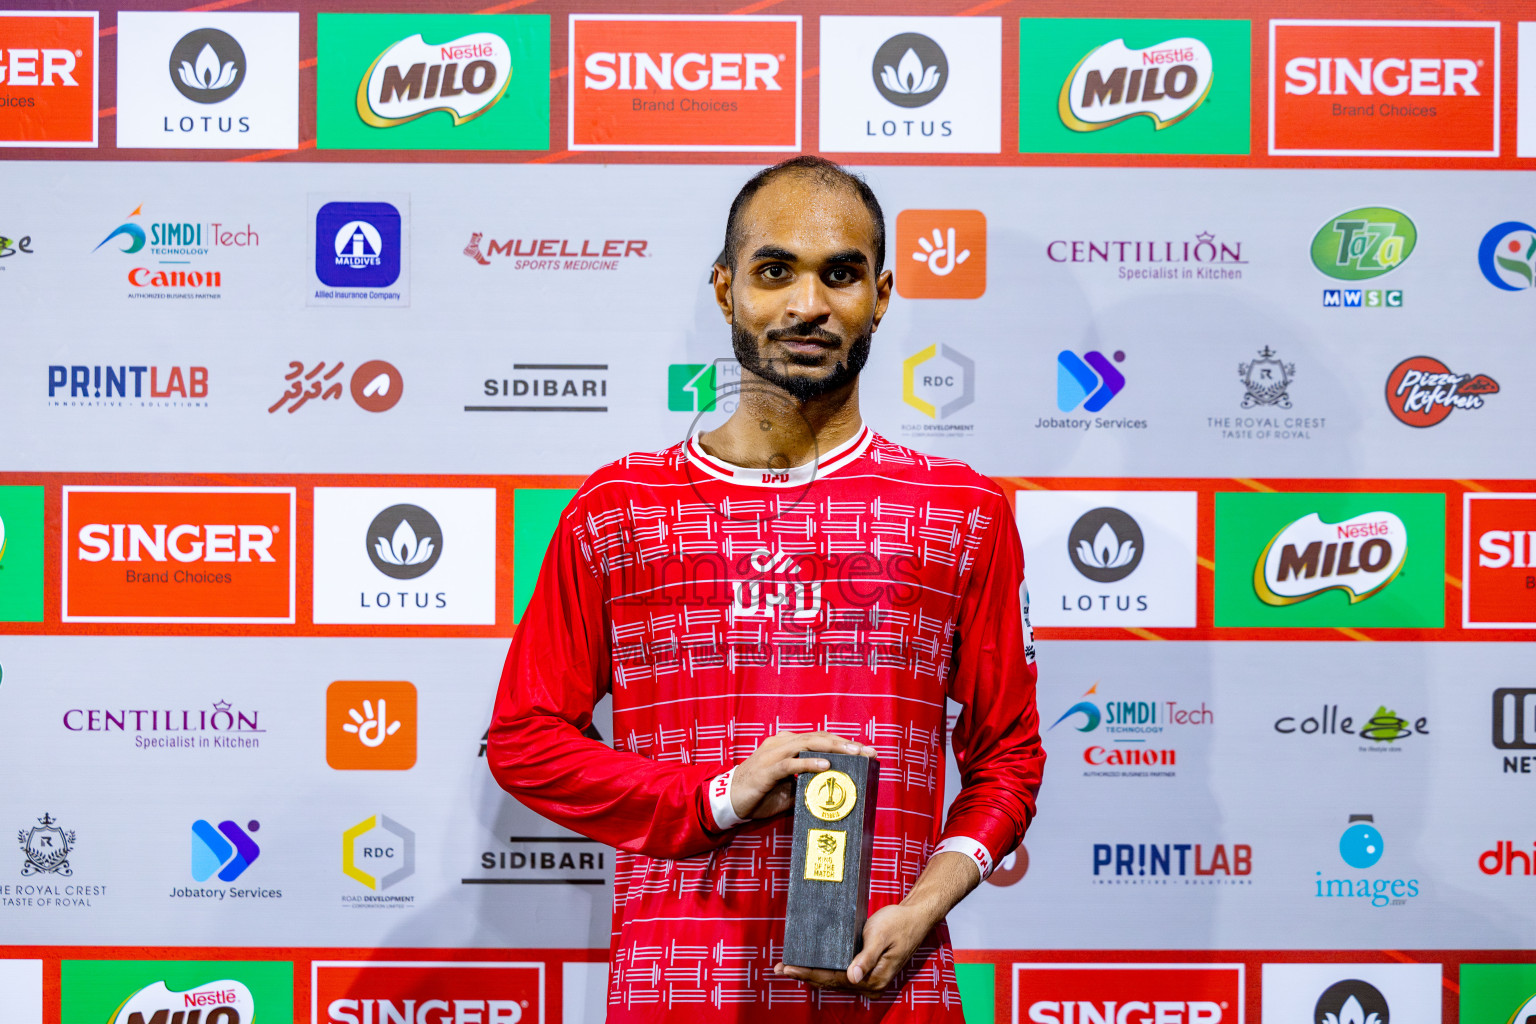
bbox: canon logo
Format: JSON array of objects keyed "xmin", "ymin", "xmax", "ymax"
[
  {"xmin": 0, "ymin": 48, "xmax": 78, "ymax": 86},
  {"xmin": 1028, "ymin": 1003, "xmax": 1222, "ymax": 1024},
  {"xmin": 76, "ymin": 523, "xmax": 276, "ymax": 563},
  {"xmin": 1283, "ymin": 57, "xmax": 1478, "ymax": 97},
  {"xmin": 583, "ymin": 51, "xmax": 781, "ymax": 91},
  {"xmin": 326, "ymin": 1000, "xmax": 522, "ymax": 1024}
]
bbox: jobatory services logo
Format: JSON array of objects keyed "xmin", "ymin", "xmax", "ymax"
[
  {"xmin": 114, "ymin": 13, "xmax": 299, "ymax": 149},
  {"xmin": 464, "ymin": 231, "xmax": 649, "ymax": 271},
  {"xmin": 190, "ymin": 818, "xmax": 260, "ymax": 883},
  {"xmin": 570, "ymin": 14, "xmax": 801, "ymax": 151},
  {"xmin": 1016, "ymin": 964, "xmax": 1244, "ymax": 1024},
  {"xmin": 896, "ymin": 209, "xmax": 986, "ymax": 299},
  {"xmin": 1014, "ymin": 491, "xmax": 1197, "ymax": 627},
  {"xmin": 60, "ymin": 961, "xmax": 293, "ymax": 1024},
  {"xmin": 342, "ymin": 815, "xmax": 415, "ymax": 901},
  {"xmin": 92, "ymin": 203, "xmax": 258, "ymax": 299},
  {"xmin": 313, "ymin": 487, "xmax": 496, "ymax": 625},
  {"xmin": 0, "ymin": 12, "xmax": 97, "ymax": 147},
  {"xmin": 326, "ymin": 680, "xmax": 418, "ymax": 770},
  {"xmin": 1464, "ymin": 494, "xmax": 1536, "ymax": 629},
  {"xmin": 62, "ymin": 699, "xmax": 265, "ymax": 751},
  {"xmin": 0, "ymin": 486, "xmax": 44, "ymax": 623},
  {"xmin": 1020, "ymin": 18, "xmax": 1250, "ymax": 155},
  {"xmin": 1459, "ymin": 964, "xmax": 1536, "ymax": 1024},
  {"xmin": 61, "ymin": 486, "xmax": 296, "ymax": 624},
  {"xmin": 1054, "ymin": 349, "xmax": 1127, "ymax": 415},
  {"xmin": 817, "ymin": 17, "xmax": 1001, "ymax": 153},
  {"xmin": 1046, "ymin": 230, "xmax": 1247, "ymax": 283},
  {"xmin": 1092, "ymin": 841, "xmax": 1252, "ymax": 885},
  {"xmin": 309, "ymin": 195, "xmax": 410, "ymax": 307},
  {"xmin": 1478, "ymin": 221, "xmax": 1536, "ymax": 291},
  {"xmin": 1384, "ymin": 356, "xmax": 1498, "ymax": 427},
  {"xmin": 1263, "ymin": 963, "xmax": 1441, "ymax": 1024},
  {"xmin": 471, "ymin": 364, "xmax": 610, "ymax": 413},
  {"xmin": 48, "ymin": 363, "xmax": 209, "ymax": 408},
  {"xmin": 900, "ymin": 343, "xmax": 975, "ymax": 440},
  {"xmin": 317, "ymin": 14, "xmax": 549, "ymax": 150},
  {"xmin": 1270, "ymin": 20, "xmax": 1499, "ymax": 157},
  {"xmin": 312, "ymin": 961, "xmax": 544, "ymax": 1024},
  {"xmin": 1214, "ymin": 492, "xmax": 1444, "ymax": 628}
]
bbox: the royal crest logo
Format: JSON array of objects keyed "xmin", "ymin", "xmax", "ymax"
[
  {"xmin": 1255, "ymin": 511, "xmax": 1407, "ymax": 606},
  {"xmin": 357, "ymin": 32, "xmax": 512, "ymax": 128},
  {"xmin": 1059, "ymin": 36, "xmax": 1213, "ymax": 132},
  {"xmin": 18, "ymin": 812, "xmax": 74, "ymax": 876},
  {"xmin": 1384, "ymin": 355, "xmax": 1498, "ymax": 427},
  {"xmin": 1239, "ymin": 346, "xmax": 1295, "ymax": 409}
]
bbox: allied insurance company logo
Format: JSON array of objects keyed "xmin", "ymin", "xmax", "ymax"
[
  {"xmin": 570, "ymin": 14, "xmax": 801, "ymax": 151},
  {"xmin": 61, "ymin": 486, "xmax": 296, "ymax": 624},
  {"xmin": 312, "ymin": 961, "xmax": 543, "ymax": 1024},
  {"xmin": 1311, "ymin": 206, "xmax": 1413, "ymax": 309},
  {"xmin": 315, "ymin": 201, "xmax": 401, "ymax": 288},
  {"xmin": 1015, "ymin": 964, "xmax": 1243, "ymax": 1024},
  {"xmin": 895, "ymin": 209, "xmax": 986, "ymax": 299},
  {"xmin": 1383, "ymin": 356, "xmax": 1498, "ymax": 427},
  {"xmin": 1464, "ymin": 493, "xmax": 1536, "ymax": 629},
  {"xmin": 1479, "ymin": 221, "xmax": 1536, "ymax": 291},
  {"xmin": 1270, "ymin": 20, "xmax": 1500, "ymax": 157},
  {"xmin": 326, "ymin": 680, "xmax": 418, "ymax": 770},
  {"xmin": 191, "ymin": 818, "xmax": 260, "ymax": 882},
  {"xmin": 0, "ymin": 12, "xmax": 98, "ymax": 147}
]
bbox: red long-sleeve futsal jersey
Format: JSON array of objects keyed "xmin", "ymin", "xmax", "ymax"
[{"xmin": 488, "ymin": 426, "xmax": 1044, "ymax": 1022}]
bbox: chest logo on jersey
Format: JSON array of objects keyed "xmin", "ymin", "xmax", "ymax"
[{"xmin": 730, "ymin": 548, "xmax": 822, "ymax": 620}]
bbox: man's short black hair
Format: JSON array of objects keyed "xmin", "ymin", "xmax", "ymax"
[{"xmin": 716, "ymin": 156, "xmax": 886, "ymax": 274}]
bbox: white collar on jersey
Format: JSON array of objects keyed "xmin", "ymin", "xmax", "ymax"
[{"xmin": 684, "ymin": 424, "xmax": 873, "ymax": 488}]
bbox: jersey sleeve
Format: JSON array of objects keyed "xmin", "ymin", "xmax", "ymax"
[
  {"xmin": 486, "ymin": 487, "xmax": 734, "ymax": 860},
  {"xmin": 938, "ymin": 489, "xmax": 1045, "ymax": 878}
]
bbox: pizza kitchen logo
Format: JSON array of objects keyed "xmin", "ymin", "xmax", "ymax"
[
  {"xmin": 1384, "ymin": 355, "xmax": 1497, "ymax": 427},
  {"xmin": 1254, "ymin": 510, "xmax": 1407, "ymax": 607},
  {"xmin": 1060, "ymin": 35, "xmax": 1212, "ymax": 132}
]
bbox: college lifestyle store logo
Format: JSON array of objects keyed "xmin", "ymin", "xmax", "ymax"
[
  {"xmin": 312, "ymin": 961, "xmax": 544, "ymax": 1024},
  {"xmin": 0, "ymin": 12, "xmax": 97, "ymax": 147},
  {"xmin": 269, "ymin": 359, "xmax": 403, "ymax": 414},
  {"xmin": 327, "ymin": 681, "xmax": 418, "ymax": 770},
  {"xmin": 1312, "ymin": 207, "xmax": 1414, "ymax": 309},
  {"xmin": 1384, "ymin": 356, "xmax": 1498, "ymax": 427},
  {"xmin": 0, "ymin": 230, "xmax": 34, "ymax": 264},
  {"xmin": 317, "ymin": 13, "xmax": 548, "ymax": 150},
  {"xmin": 1020, "ymin": 17, "xmax": 1249, "ymax": 155},
  {"xmin": 1270, "ymin": 19, "xmax": 1500, "ymax": 156},
  {"xmin": 1091, "ymin": 841, "xmax": 1251, "ymax": 884},
  {"xmin": 1464, "ymin": 494, "xmax": 1536, "ymax": 629},
  {"xmin": 61, "ymin": 486, "xmax": 296, "ymax": 624},
  {"xmin": 1274, "ymin": 704, "xmax": 1429, "ymax": 751},
  {"xmin": 1479, "ymin": 221, "xmax": 1536, "ymax": 291},
  {"xmin": 48, "ymin": 364, "xmax": 209, "ymax": 408},
  {"xmin": 0, "ymin": 486, "xmax": 43, "ymax": 623},
  {"xmin": 1017, "ymin": 964, "xmax": 1243, "ymax": 1024},
  {"xmin": 342, "ymin": 814, "xmax": 415, "ymax": 896},
  {"xmin": 18, "ymin": 813, "xmax": 73, "ymax": 876},
  {"xmin": 894, "ymin": 209, "xmax": 986, "ymax": 299}
]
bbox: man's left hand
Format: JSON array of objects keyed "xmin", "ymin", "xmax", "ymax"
[{"xmin": 772, "ymin": 903, "xmax": 933, "ymax": 993}]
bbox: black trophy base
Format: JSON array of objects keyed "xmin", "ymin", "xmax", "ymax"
[{"xmin": 782, "ymin": 751, "xmax": 880, "ymax": 971}]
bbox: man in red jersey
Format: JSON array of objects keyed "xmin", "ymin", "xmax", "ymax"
[{"xmin": 487, "ymin": 156, "xmax": 1043, "ymax": 1022}]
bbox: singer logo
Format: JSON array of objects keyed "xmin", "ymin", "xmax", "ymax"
[
  {"xmin": 1270, "ymin": 20, "xmax": 1499, "ymax": 156},
  {"xmin": 311, "ymin": 961, "xmax": 543, "ymax": 1024},
  {"xmin": 0, "ymin": 12, "xmax": 97, "ymax": 147},
  {"xmin": 62, "ymin": 487, "xmax": 294, "ymax": 623},
  {"xmin": 1463, "ymin": 493, "xmax": 1536, "ymax": 629},
  {"xmin": 569, "ymin": 15, "xmax": 801, "ymax": 150},
  {"xmin": 326, "ymin": 680, "xmax": 418, "ymax": 770},
  {"xmin": 895, "ymin": 209, "xmax": 987, "ymax": 299},
  {"xmin": 1017, "ymin": 964, "xmax": 1243, "ymax": 1024}
]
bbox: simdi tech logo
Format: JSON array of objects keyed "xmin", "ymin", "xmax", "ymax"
[
  {"xmin": 61, "ymin": 486, "xmax": 296, "ymax": 624},
  {"xmin": 114, "ymin": 12, "xmax": 299, "ymax": 150},
  {"xmin": 1019, "ymin": 18, "xmax": 1250, "ymax": 155},
  {"xmin": 312, "ymin": 961, "xmax": 544, "ymax": 1024},
  {"xmin": 60, "ymin": 960, "xmax": 293, "ymax": 1024},
  {"xmin": 317, "ymin": 14, "xmax": 550, "ymax": 150},
  {"xmin": 1464, "ymin": 493, "xmax": 1536, "ymax": 629},
  {"xmin": 1213, "ymin": 491, "xmax": 1444, "ymax": 628},
  {"xmin": 93, "ymin": 202, "xmax": 257, "ymax": 299},
  {"xmin": 1015, "ymin": 964, "xmax": 1244, "ymax": 1024},
  {"xmin": 569, "ymin": 14, "xmax": 801, "ymax": 151},
  {"xmin": 894, "ymin": 209, "xmax": 985, "ymax": 299},
  {"xmin": 1270, "ymin": 20, "xmax": 1499, "ymax": 157},
  {"xmin": 0, "ymin": 12, "xmax": 97, "ymax": 148}
]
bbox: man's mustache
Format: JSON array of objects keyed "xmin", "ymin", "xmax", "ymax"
[{"xmin": 764, "ymin": 324, "xmax": 843, "ymax": 345}]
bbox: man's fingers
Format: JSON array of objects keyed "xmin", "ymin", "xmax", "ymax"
[
  {"xmin": 774, "ymin": 964, "xmax": 848, "ymax": 988},
  {"xmin": 788, "ymin": 732, "xmax": 877, "ymax": 757}
]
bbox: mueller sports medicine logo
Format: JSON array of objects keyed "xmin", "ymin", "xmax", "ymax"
[
  {"xmin": 357, "ymin": 32, "xmax": 511, "ymax": 128},
  {"xmin": 1255, "ymin": 511, "xmax": 1406, "ymax": 607},
  {"xmin": 47, "ymin": 364, "xmax": 208, "ymax": 408},
  {"xmin": 1271, "ymin": 20, "xmax": 1499, "ymax": 156},
  {"xmin": 62, "ymin": 487, "xmax": 295, "ymax": 624},
  {"xmin": 1017, "ymin": 964, "xmax": 1243, "ymax": 1024},
  {"xmin": 0, "ymin": 12, "xmax": 97, "ymax": 147},
  {"xmin": 570, "ymin": 15, "xmax": 800, "ymax": 151},
  {"xmin": 1384, "ymin": 356, "xmax": 1497, "ymax": 427},
  {"xmin": 1464, "ymin": 494, "xmax": 1536, "ymax": 629},
  {"xmin": 464, "ymin": 232, "xmax": 648, "ymax": 271},
  {"xmin": 108, "ymin": 980, "xmax": 255, "ymax": 1024},
  {"xmin": 313, "ymin": 961, "xmax": 543, "ymax": 1024},
  {"xmin": 1060, "ymin": 36, "xmax": 1213, "ymax": 132}
]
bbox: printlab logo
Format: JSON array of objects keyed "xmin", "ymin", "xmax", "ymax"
[
  {"xmin": 309, "ymin": 196, "xmax": 409, "ymax": 306},
  {"xmin": 327, "ymin": 680, "xmax": 418, "ymax": 770},
  {"xmin": 873, "ymin": 33, "xmax": 946, "ymax": 106},
  {"xmin": 343, "ymin": 814, "xmax": 415, "ymax": 893},
  {"xmin": 1315, "ymin": 980, "xmax": 1390, "ymax": 1024},
  {"xmin": 1091, "ymin": 840, "xmax": 1251, "ymax": 884},
  {"xmin": 1240, "ymin": 346, "xmax": 1295, "ymax": 408},
  {"xmin": 1057, "ymin": 349, "xmax": 1125, "ymax": 412},
  {"xmin": 269, "ymin": 360, "xmax": 403, "ymax": 414},
  {"xmin": 1466, "ymin": 496, "xmax": 1536, "ymax": 630},
  {"xmin": 190, "ymin": 818, "xmax": 260, "ymax": 882},
  {"xmin": 1384, "ymin": 356, "xmax": 1497, "ymax": 427},
  {"xmin": 1067, "ymin": 507, "xmax": 1143, "ymax": 583},
  {"xmin": 894, "ymin": 209, "xmax": 986, "ymax": 299},
  {"xmin": 366, "ymin": 505, "xmax": 443, "ymax": 581},
  {"xmin": 170, "ymin": 28, "xmax": 244, "ymax": 103},
  {"xmin": 901, "ymin": 344, "xmax": 975, "ymax": 434},
  {"xmin": 48, "ymin": 364, "xmax": 209, "ymax": 408},
  {"xmin": 18, "ymin": 813, "xmax": 74, "ymax": 876},
  {"xmin": 1478, "ymin": 221, "xmax": 1536, "ymax": 290}
]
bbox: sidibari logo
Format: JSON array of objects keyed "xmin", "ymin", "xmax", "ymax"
[
  {"xmin": 1254, "ymin": 511, "xmax": 1406, "ymax": 606},
  {"xmin": 109, "ymin": 980, "xmax": 255, "ymax": 1024},
  {"xmin": 872, "ymin": 33, "xmax": 946, "ymax": 107},
  {"xmin": 1311, "ymin": 208, "xmax": 1415, "ymax": 281},
  {"xmin": 169, "ymin": 28, "xmax": 244, "ymax": 104},
  {"xmin": 1067, "ymin": 507, "xmax": 1143, "ymax": 584},
  {"xmin": 357, "ymin": 33, "xmax": 511, "ymax": 128},
  {"xmin": 1059, "ymin": 36, "xmax": 1212, "ymax": 132},
  {"xmin": 1313, "ymin": 980, "xmax": 1390, "ymax": 1024},
  {"xmin": 1384, "ymin": 356, "xmax": 1497, "ymax": 427},
  {"xmin": 1478, "ymin": 221, "xmax": 1536, "ymax": 291}
]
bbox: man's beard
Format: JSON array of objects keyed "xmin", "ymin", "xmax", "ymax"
[{"xmin": 731, "ymin": 321, "xmax": 872, "ymax": 401}]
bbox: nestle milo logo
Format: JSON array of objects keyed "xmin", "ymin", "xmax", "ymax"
[
  {"xmin": 1254, "ymin": 510, "xmax": 1407, "ymax": 607},
  {"xmin": 1311, "ymin": 207, "xmax": 1416, "ymax": 281},
  {"xmin": 1059, "ymin": 36, "xmax": 1213, "ymax": 132}
]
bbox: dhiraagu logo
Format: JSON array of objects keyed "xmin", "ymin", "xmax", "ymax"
[
  {"xmin": 61, "ymin": 960, "xmax": 292, "ymax": 1024},
  {"xmin": 1311, "ymin": 207, "xmax": 1416, "ymax": 280}
]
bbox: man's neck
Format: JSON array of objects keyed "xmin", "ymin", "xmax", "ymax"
[{"xmin": 696, "ymin": 370, "xmax": 863, "ymax": 470}]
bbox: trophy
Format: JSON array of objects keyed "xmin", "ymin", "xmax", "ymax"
[{"xmin": 782, "ymin": 751, "xmax": 880, "ymax": 970}]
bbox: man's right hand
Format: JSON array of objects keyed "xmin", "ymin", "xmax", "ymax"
[{"xmin": 730, "ymin": 731, "xmax": 877, "ymax": 821}]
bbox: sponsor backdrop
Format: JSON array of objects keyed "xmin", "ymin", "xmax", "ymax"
[{"xmin": 1, "ymin": 0, "xmax": 1534, "ymax": 1022}]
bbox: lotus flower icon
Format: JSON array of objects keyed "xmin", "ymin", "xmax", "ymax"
[
  {"xmin": 1077, "ymin": 522, "xmax": 1136, "ymax": 570},
  {"xmin": 168, "ymin": 28, "xmax": 246, "ymax": 104},
  {"xmin": 365, "ymin": 504, "xmax": 443, "ymax": 581},
  {"xmin": 376, "ymin": 518, "xmax": 433, "ymax": 568},
  {"xmin": 871, "ymin": 32, "xmax": 949, "ymax": 108},
  {"xmin": 178, "ymin": 43, "xmax": 239, "ymax": 92},
  {"xmin": 880, "ymin": 48, "xmax": 941, "ymax": 98},
  {"xmin": 1321, "ymin": 995, "xmax": 1378, "ymax": 1024},
  {"xmin": 1066, "ymin": 507, "xmax": 1145, "ymax": 584}
]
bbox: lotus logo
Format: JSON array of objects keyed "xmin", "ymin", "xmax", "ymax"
[
  {"xmin": 872, "ymin": 33, "xmax": 947, "ymax": 108},
  {"xmin": 168, "ymin": 28, "xmax": 246, "ymax": 105},
  {"xmin": 1255, "ymin": 511, "xmax": 1407, "ymax": 606},
  {"xmin": 1314, "ymin": 979, "xmax": 1389, "ymax": 1024},
  {"xmin": 366, "ymin": 504, "xmax": 443, "ymax": 581},
  {"xmin": 358, "ymin": 32, "xmax": 513, "ymax": 128},
  {"xmin": 1060, "ymin": 36, "xmax": 1213, "ymax": 132},
  {"xmin": 1067, "ymin": 508, "xmax": 1144, "ymax": 583}
]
